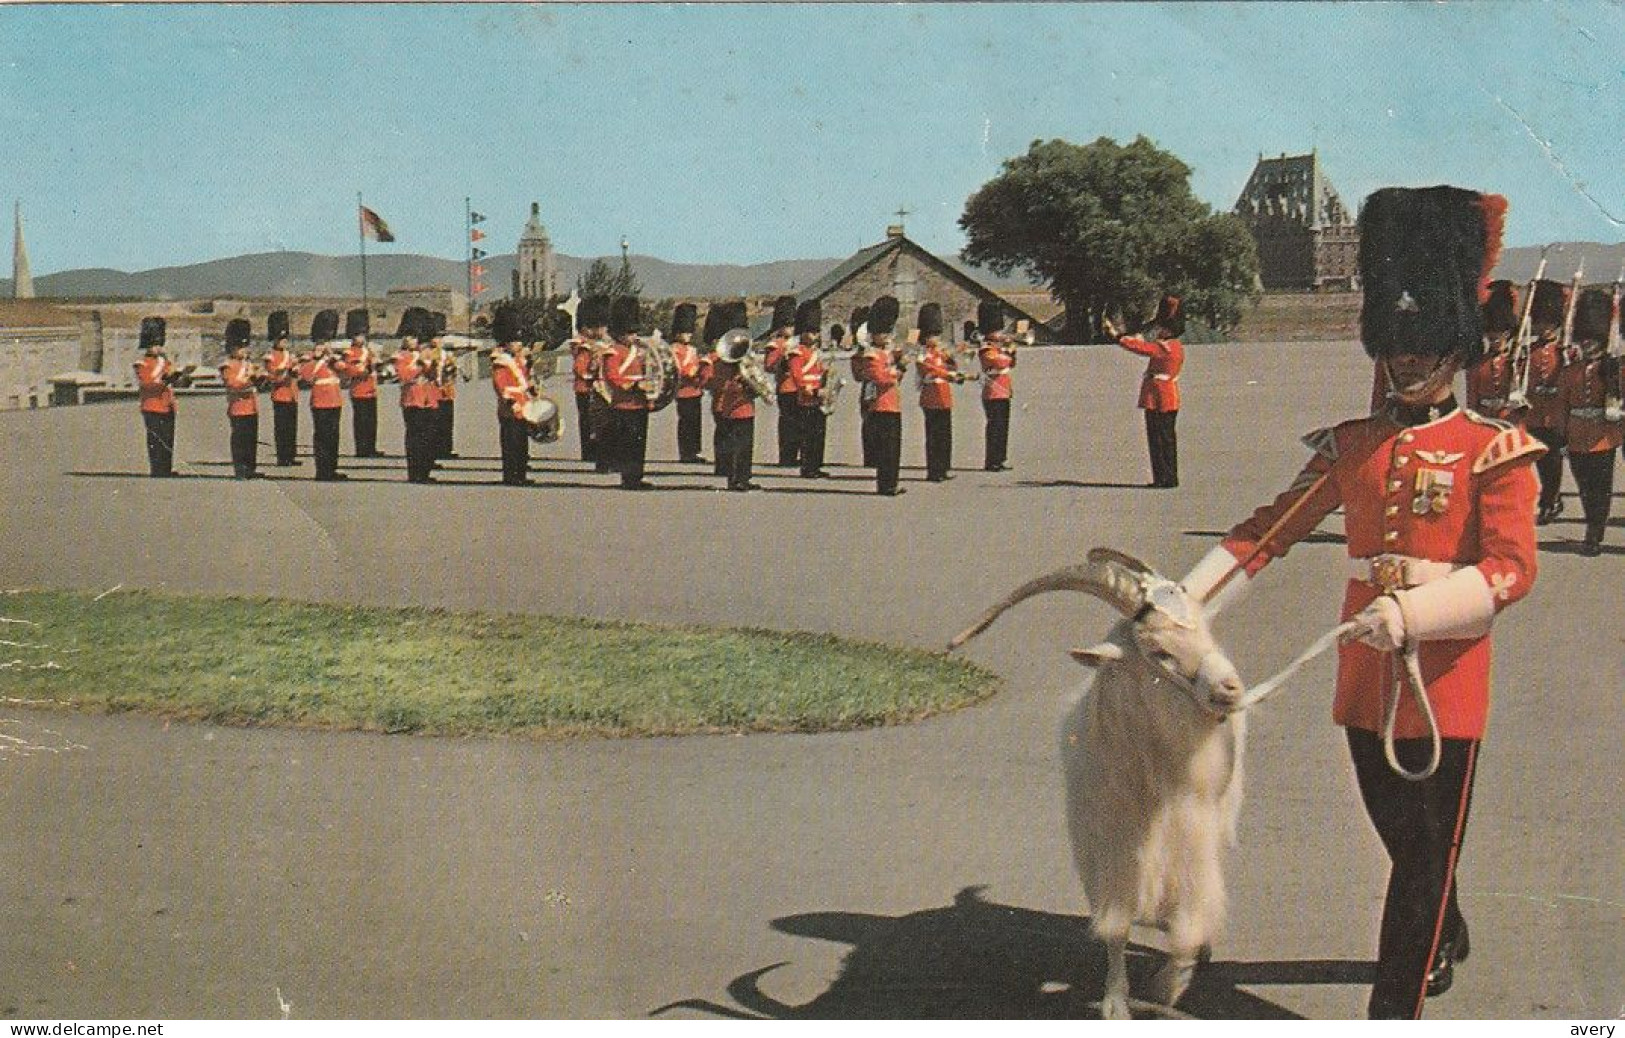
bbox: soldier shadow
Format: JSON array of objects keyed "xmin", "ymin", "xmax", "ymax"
[
  {"xmin": 1014, "ymin": 479, "xmax": 1154, "ymax": 490},
  {"xmin": 1539, "ymin": 538, "xmax": 1625, "ymax": 557},
  {"xmin": 1182, "ymin": 529, "xmax": 1349, "ymax": 547},
  {"xmin": 652, "ymin": 886, "xmax": 1362, "ymax": 1020}
]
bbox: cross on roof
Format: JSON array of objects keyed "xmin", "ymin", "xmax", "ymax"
[{"xmin": 894, "ymin": 205, "xmax": 911, "ymax": 229}]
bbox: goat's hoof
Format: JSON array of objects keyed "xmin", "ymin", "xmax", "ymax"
[
  {"xmin": 1100, "ymin": 992, "xmax": 1132, "ymax": 1021},
  {"xmin": 1151, "ymin": 959, "xmax": 1196, "ymax": 1007}
]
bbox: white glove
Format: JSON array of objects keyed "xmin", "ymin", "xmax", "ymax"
[{"xmin": 1346, "ymin": 595, "xmax": 1406, "ymax": 652}]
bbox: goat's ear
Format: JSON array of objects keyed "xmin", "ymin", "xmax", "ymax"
[{"xmin": 1068, "ymin": 642, "xmax": 1124, "ymax": 667}]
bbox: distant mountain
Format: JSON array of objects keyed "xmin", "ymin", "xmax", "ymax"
[
  {"xmin": 1493, "ymin": 242, "xmax": 1625, "ymax": 284},
  {"xmin": 0, "ymin": 248, "xmax": 1034, "ymax": 301}
]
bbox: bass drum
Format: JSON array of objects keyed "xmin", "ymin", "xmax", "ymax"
[{"xmin": 521, "ymin": 393, "xmax": 561, "ymax": 443}]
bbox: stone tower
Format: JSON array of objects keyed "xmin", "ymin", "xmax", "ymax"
[
  {"xmin": 13, "ymin": 201, "xmax": 34, "ymax": 299},
  {"xmin": 513, "ymin": 202, "xmax": 557, "ymax": 300},
  {"xmin": 1234, "ymin": 151, "xmax": 1359, "ymax": 291}
]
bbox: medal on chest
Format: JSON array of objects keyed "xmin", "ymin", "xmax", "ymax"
[{"xmin": 1412, "ymin": 466, "xmax": 1455, "ymax": 516}]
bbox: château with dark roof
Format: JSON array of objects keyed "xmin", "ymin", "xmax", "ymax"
[{"xmin": 1234, "ymin": 151, "xmax": 1359, "ymax": 291}]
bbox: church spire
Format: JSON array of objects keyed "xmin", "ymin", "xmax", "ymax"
[{"xmin": 13, "ymin": 200, "xmax": 34, "ymax": 300}]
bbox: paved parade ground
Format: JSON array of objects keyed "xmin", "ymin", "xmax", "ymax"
[{"xmin": 1, "ymin": 343, "xmax": 1620, "ymax": 1019}]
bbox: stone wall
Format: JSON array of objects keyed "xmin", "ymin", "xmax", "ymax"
[{"xmin": 818, "ymin": 249, "xmax": 989, "ymax": 345}]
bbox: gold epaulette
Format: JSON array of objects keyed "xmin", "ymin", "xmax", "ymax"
[
  {"xmin": 1300, "ymin": 425, "xmax": 1339, "ymax": 462},
  {"xmin": 1472, "ymin": 425, "xmax": 1545, "ymax": 474}
]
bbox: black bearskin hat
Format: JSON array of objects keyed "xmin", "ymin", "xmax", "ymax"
[
  {"xmin": 1357, "ymin": 185, "xmax": 1507, "ymax": 365},
  {"xmin": 491, "ymin": 308, "xmax": 522, "ymax": 345},
  {"xmin": 310, "ymin": 309, "xmax": 340, "ymax": 343},
  {"xmin": 963, "ymin": 319, "xmax": 979, "ymax": 342},
  {"xmin": 1151, "ymin": 294, "xmax": 1185, "ymax": 338},
  {"xmin": 345, "ymin": 308, "xmax": 369, "ymax": 338},
  {"xmin": 794, "ymin": 299, "xmax": 821, "ymax": 336},
  {"xmin": 850, "ymin": 306, "xmax": 870, "ymax": 336},
  {"xmin": 670, "ymin": 302, "xmax": 698, "ymax": 337},
  {"xmin": 395, "ymin": 307, "xmax": 429, "ymax": 341},
  {"xmin": 430, "ymin": 312, "xmax": 448, "ymax": 339},
  {"xmin": 702, "ymin": 302, "xmax": 730, "ymax": 347},
  {"xmin": 1527, "ymin": 279, "xmax": 1566, "ymax": 332},
  {"xmin": 828, "ymin": 323, "xmax": 845, "ymax": 346},
  {"xmin": 1573, "ymin": 287, "xmax": 1613, "ymax": 343},
  {"xmin": 978, "ymin": 300, "xmax": 1005, "ymax": 336},
  {"xmin": 267, "ymin": 311, "xmax": 290, "ymax": 342},
  {"xmin": 609, "ymin": 296, "xmax": 640, "ymax": 338},
  {"xmin": 1481, "ymin": 280, "xmax": 1519, "ymax": 337},
  {"xmin": 579, "ymin": 294, "xmax": 610, "ymax": 331},
  {"xmin": 917, "ymin": 303, "xmax": 943, "ymax": 339},
  {"xmin": 224, "ymin": 318, "xmax": 252, "ymax": 349},
  {"xmin": 771, "ymin": 295, "xmax": 797, "ymax": 333},
  {"xmin": 869, "ymin": 295, "xmax": 899, "ymax": 336},
  {"xmin": 139, "ymin": 316, "xmax": 166, "ymax": 350}
]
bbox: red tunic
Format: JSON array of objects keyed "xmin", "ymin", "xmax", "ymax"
[
  {"xmin": 1524, "ymin": 338, "xmax": 1566, "ymax": 433},
  {"xmin": 765, "ymin": 337, "xmax": 795, "ymax": 395},
  {"xmin": 1558, "ymin": 356, "xmax": 1623, "ymax": 455},
  {"xmin": 298, "ymin": 356, "xmax": 344, "ymax": 410},
  {"xmin": 1219, "ymin": 407, "xmax": 1542, "ymax": 740},
  {"xmin": 601, "ymin": 342, "xmax": 651, "ymax": 411},
  {"xmin": 1466, "ymin": 346, "xmax": 1518, "ymax": 422},
  {"xmin": 709, "ymin": 361, "xmax": 755, "ymax": 420},
  {"xmin": 396, "ymin": 351, "xmax": 437, "ymax": 411},
  {"xmin": 673, "ymin": 343, "xmax": 708, "ymax": 399},
  {"xmin": 979, "ymin": 344, "xmax": 1015, "ymax": 402},
  {"xmin": 1116, "ymin": 335, "xmax": 1183, "ymax": 412},
  {"xmin": 857, "ymin": 349, "xmax": 902, "ymax": 414},
  {"xmin": 135, "ymin": 355, "xmax": 176, "ymax": 415},
  {"xmin": 916, "ymin": 345, "xmax": 955, "ymax": 411},
  {"xmin": 787, "ymin": 345, "xmax": 826, "ymax": 408},
  {"xmin": 220, "ymin": 359, "xmax": 260, "ymax": 418},
  {"xmin": 490, "ymin": 350, "xmax": 532, "ymax": 420},
  {"xmin": 570, "ymin": 338, "xmax": 597, "ymax": 395},
  {"xmin": 265, "ymin": 348, "xmax": 299, "ymax": 405},
  {"xmin": 337, "ymin": 344, "xmax": 378, "ymax": 400}
]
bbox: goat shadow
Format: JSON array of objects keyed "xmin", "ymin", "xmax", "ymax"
[{"xmin": 653, "ymin": 886, "xmax": 1369, "ymax": 1019}]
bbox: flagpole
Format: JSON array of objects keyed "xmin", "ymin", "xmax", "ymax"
[
  {"xmin": 465, "ymin": 197, "xmax": 473, "ymax": 335},
  {"xmin": 357, "ymin": 191, "xmax": 370, "ymax": 317}
]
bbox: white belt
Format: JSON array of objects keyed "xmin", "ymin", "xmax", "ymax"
[
  {"xmin": 1151, "ymin": 374, "xmax": 1178, "ymax": 381},
  {"xmin": 1569, "ymin": 407, "xmax": 1611, "ymax": 421},
  {"xmin": 1351, "ymin": 554, "xmax": 1463, "ymax": 592}
]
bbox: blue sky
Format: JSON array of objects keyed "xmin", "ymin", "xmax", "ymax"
[{"xmin": 3, "ymin": 2, "xmax": 1623, "ymax": 274}]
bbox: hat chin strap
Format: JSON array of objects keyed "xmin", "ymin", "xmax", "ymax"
[{"xmin": 1384, "ymin": 356, "xmax": 1458, "ymax": 406}]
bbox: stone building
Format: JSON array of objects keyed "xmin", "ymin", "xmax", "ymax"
[
  {"xmin": 512, "ymin": 202, "xmax": 557, "ymax": 300},
  {"xmin": 1234, "ymin": 151, "xmax": 1359, "ymax": 291},
  {"xmin": 767, "ymin": 226, "xmax": 1051, "ymax": 343}
]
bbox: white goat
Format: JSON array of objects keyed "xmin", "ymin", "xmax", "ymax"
[{"xmin": 949, "ymin": 548, "xmax": 1247, "ymax": 1020}]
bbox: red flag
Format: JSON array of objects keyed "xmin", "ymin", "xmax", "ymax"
[
  {"xmin": 472, "ymin": 264, "xmax": 485, "ymax": 277},
  {"xmin": 470, "ymin": 228, "xmax": 486, "ymax": 242},
  {"xmin": 359, "ymin": 206, "xmax": 395, "ymax": 242},
  {"xmin": 472, "ymin": 282, "xmax": 487, "ymax": 295}
]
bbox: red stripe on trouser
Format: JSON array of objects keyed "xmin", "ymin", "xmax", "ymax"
[{"xmin": 1410, "ymin": 739, "xmax": 1479, "ymax": 1019}]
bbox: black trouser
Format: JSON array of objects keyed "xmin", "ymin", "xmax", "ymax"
[
  {"xmin": 587, "ymin": 394, "xmax": 613, "ymax": 471},
  {"xmin": 1346, "ymin": 728, "xmax": 1479, "ymax": 1020},
  {"xmin": 983, "ymin": 397, "xmax": 1010, "ymax": 470},
  {"xmin": 575, "ymin": 391, "xmax": 598, "ymax": 463},
  {"xmin": 311, "ymin": 407, "xmax": 341, "ymax": 480},
  {"xmin": 498, "ymin": 411, "xmax": 530, "ymax": 485},
  {"xmin": 924, "ymin": 408, "xmax": 952, "ymax": 480},
  {"xmin": 798, "ymin": 405, "xmax": 827, "ymax": 477},
  {"xmin": 777, "ymin": 391, "xmax": 800, "ymax": 465},
  {"xmin": 272, "ymin": 401, "xmax": 298, "ymax": 465},
  {"xmin": 861, "ymin": 409, "xmax": 877, "ymax": 468},
  {"xmin": 352, "ymin": 396, "xmax": 378, "ymax": 456},
  {"xmin": 713, "ymin": 415, "xmax": 727, "ymax": 476},
  {"xmin": 142, "ymin": 410, "xmax": 176, "ymax": 477},
  {"xmin": 436, "ymin": 399, "xmax": 456, "ymax": 458},
  {"xmin": 1530, "ymin": 426, "xmax": 1565, "ymax": 512},
  {"xmin": 613, "ymin": 408, "xmax": 649, "ymax": 487},
  {"xmin": 1568, "ymin": 447, "xmax": 1615, "ymax": 545},
  {"xmin": 677, "ymin": 395, "xmax": 704, "ymax": 461},
  {"xmin": 403, "ymin": 406, "xmax": 435, "ymax": 482},
  {"xmin": 717, "ymin": 416, "xmax": 755, "ymax": 490},
  {"xmin": 229, "ymin": 413, "xmax": 259, "ymax": 479},
  {"xmin": 1145, "ymin": 409, "xmax": 1179, "ymax": 487},
  {"xmin": 872, "ymin": 411, "xmax": 901, "ymax": 494}
]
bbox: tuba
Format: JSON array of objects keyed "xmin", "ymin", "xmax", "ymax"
[
  {"xmin": 637, "ymin": 331, "xmax": 679, "ymax": 412},
  {"xmin": 718, "ymin": 329, "xmax": 775, "ymax": 403}
]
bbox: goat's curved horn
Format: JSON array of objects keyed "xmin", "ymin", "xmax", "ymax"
[
  {"xmin": 1087, "ymin": 546, "xmax": 1158, "ymax": 579},
  {"xmin": 946, "ymin": 556, "xmax": 1148, "ymax": 651}
]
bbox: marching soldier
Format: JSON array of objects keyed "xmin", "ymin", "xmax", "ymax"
[
  {"xmin": 764, "ymin": 295, "xmax": 800, "ymax": 467},
  {"xmin": 571, "ymin": 295, "xmax": 611, "ymax": 469},
  {"xmin": 1557, "ymin": 287, "xmax": 1621, "ymax": 555},
  {"xmin": 787, "ymin": 299, "xmax": 829, "ymax": 478},
  {"xmin": 426, "ymin": 312, "xmax": 459, "ymax": 461},
  {"xmin": 702, "ymin": 303, "xmax": 733, "ymax": 477},
  {"xmin": 1108, "ymin": 294, "xmax": 1186, "ymax": 489},
  {"xmin": 134, "ymin": 316, "xmax": 184, "ymax": 477},
  {"xmin": 297, "ymin": 310, "xmax": 346, "ymax": 482},
  {"xmin": 263, "ymin": 311, "xmax": 301, "ymax": 466},
  {"xmin": 848, "ymin": 305, "xmax": 874, "ymax": 468},
  {"xmin": 1182, "ymin": 187, "xmax": 1539, "ymax": 1019},
  {"xmin": 857, "ymin": 295, "xmax": 906, "ymax": 496},
  {"xmin": 915, "ymin": 303, "xmax": 967, "ymax": 482},
  {"xmin": 669, "ymin": 303, "xmax": 709, "ymax": 463},
  {"xmin": 395, "ymin": 307, "xmax": 437, "ymax": 484},
  {"xmin": 977, "ymin": 301, "xmax": 1017, "ymax": 471},
  {"xmin": 708, "ymin": 301, "xmax": 759, "ymax": 492},
  {"xmin": 1466, "ymin": 280, "xmax": 1520, "ymax": 422},
  {"xmin": 489, "ymin": 309, "xmax": 534, "ymax": 486},
  {"xmin": 219, "ymin": 318, "xmax": 264, "ymax": 480},
  {"xmin": 1523, "ymin": 278, "xmax": 1568, "ymax": 523},
  {"xmin": 599, "ymin": 295, "xmax": 653, "ymax": 490},
  {"xmin": 337, "ymin": 307, "xmax": 383, "ymax": 457}
]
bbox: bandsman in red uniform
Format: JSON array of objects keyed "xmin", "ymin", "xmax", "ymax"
[
  {"xmin": 763, "ymin": 295, "xmax": 800, "ymax": 467},
  {"xmin": 915, "ymin": 303, "xmax": 968, "ymax": 482},
  {"xmin": 1465, "ymin": 280, "xmax": 1520, "ymax": 422},
  {"xmin": 847, "ymin": 306, "xmax": 874, "ymax": 468},
  {"xmin": 669, "ymin": 303, "xmax": 709, "ymax": 464},
  {"xmin": 425, "ymin": 312, "xmax": 459, "ymax": 461},
  {"xmin": 1556, "ymin": 287, "xmax": 1621, "ymax": 555},
  {"xmin": 1109, "ymin": 294, "xmax": 1186, "ymax": 489},
  {"xmin": 856, "ymin": 295, "xmax": 906, "ymax": 496},
  {"xmin": 1522, "ymin": 278, "xmax": 1569, "ymax": 523},
  {"xmin": 263, "ymin": 311, "xmax": 301, "ymax": 467},
  {"xmin": 134, "ymin": 316, "xmax": 184, "ymax": 477},
  {"xmin": 1182, "ymin": 187, "xmax": 1538, "ymax": 1019},
  {"xmin": 218, "ymin": 318, "xmax": 265, "ymax": 480},
  {"xmin": 394, "ymin": 307, "xmax": 437, "ymax": 484},
  {"xmin": 572, "ymin": 295, "xmax": 612, "ymax": 472},
  {"xmin": 598, "ymin": 295, "xmax": 654, "ymax": 490},
  {"xmin": 708, "ymin": 301, "xmax": 759, "ymax": 492},
  {"xmin": 337, "ymin": 307, "xmax": 383, "ymax": 458},
  {"xmin": 787, "ymin": 299, "xmax": 830, "ymax": 478},
  {"xmin": 489, "ymin": 309, "xmax": 534, "ymax": 486},
  {"xmin": 977, "ymin": 301, "xmax": 1017, "ymax": 471},
  {"xmin": 297, "ymin": 310, "xmax": 347, "ymax": 482}
]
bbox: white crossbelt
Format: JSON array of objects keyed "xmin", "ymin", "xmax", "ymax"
[
  {"xmin": 1151, "ymin": 374, "xmax": 1178, "ymax": 381},
  {"xmin": 1350, "ymin": 554, "xmax": 1463, "ymax": 590}
]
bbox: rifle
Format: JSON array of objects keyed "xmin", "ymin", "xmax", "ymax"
[{"xmin": 1507, "ymin": 245, "xmax": 1550, "ymax": 409}]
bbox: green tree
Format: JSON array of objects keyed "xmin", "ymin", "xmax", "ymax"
[
  {"xmin": 576, "ymin": 257, "xmax": 643, "ymax": 301},
  {"xmin": 488, "ymin": 294, "xmax": 572, "ymax": 348},
  {"xmin": 959, "ymin": 136, "xmax": 1261, "ymax": 340}
]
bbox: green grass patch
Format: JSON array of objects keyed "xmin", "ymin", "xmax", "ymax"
[{"xmin": 0, "ymin": 590, "xmax": 1000, "ymax": 738}]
